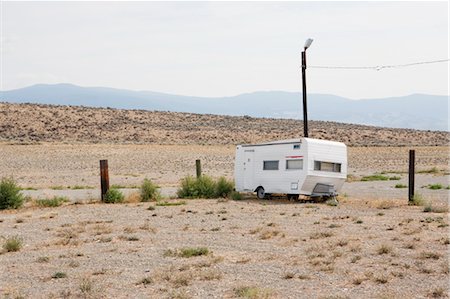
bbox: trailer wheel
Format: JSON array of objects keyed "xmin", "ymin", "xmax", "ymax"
[
  {"xmin": 287, "ymin": 194, "xmax": 299, "ymax": 201},
  {"xmin": 256, "ymin": 187, "xmax": 265, "ymax": 199}
]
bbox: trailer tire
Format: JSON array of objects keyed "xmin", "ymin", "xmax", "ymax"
[
  {"xmin": 287, "ymin": 194, "xmax": 299, "ymax": 201},
  {"xmin": 256, "ymin": 187, "xmax": 265, "ymax": 199}
]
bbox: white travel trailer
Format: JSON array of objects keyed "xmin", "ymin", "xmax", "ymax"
[{"xmin": 234, "ymin": 138, "xmax": 347, "ymax": 199}]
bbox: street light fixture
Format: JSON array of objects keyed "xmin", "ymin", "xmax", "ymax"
[{"xmin": 302, "ymin": 38, "xmax": 313, "ymax": 137}]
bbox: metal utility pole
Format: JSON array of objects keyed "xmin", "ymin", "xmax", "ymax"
[{"xmin": 302, "ymin": 38, "xmax": 313, "ymax": 138}]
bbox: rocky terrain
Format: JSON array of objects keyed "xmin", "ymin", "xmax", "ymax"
[{"xmin": 1, "ymin": 102, "xmax": 448, "ymax": 146}]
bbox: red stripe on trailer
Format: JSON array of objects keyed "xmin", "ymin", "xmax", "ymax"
[{"xmin": 286, "ymin": 156, "xmax": 303, "ymax": 158}]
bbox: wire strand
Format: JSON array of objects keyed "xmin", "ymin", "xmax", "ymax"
[{"xmin": 308, "ymin": 59, "xmax": 450, "ymax": 71}]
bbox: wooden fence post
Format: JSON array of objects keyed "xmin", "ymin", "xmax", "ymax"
[
  {"xmin": 408, "ymin": 150, "xmax": 415, "ymax": 203},
  {"xmin": 196, "ymin": 159, "xmax": 202, "ymax": 178},
  {"xmin": 100, "ymin": 160, "xmax": 109, "ymax": 201}
]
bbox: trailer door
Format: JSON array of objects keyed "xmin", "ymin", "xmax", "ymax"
[{"xmin": 243, "ymin": 150, "xmax": 254, "ymax": 190}]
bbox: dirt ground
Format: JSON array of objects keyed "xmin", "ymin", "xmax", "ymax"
[
  {"xmin": 0, "ymin": 143, "xmax": 448, "ymax": 188},
  {"xmin": 0, "ymin": 143, "xmax": 449, "ymax": 298},
  {"xmin": 0, "ymin": 198, "xmax": 448, "ymax": 299}
]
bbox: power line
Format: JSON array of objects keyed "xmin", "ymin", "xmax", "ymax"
[{"xmin": 309, "ymin": 58, "xmax": 450, "ymax": 71}]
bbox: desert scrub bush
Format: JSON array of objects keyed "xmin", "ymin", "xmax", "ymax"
[
  {"xmin": 164, "ymin": 247, "xmax": 209, "ymax": 258},
  {"xmin": 361, "ymin": 174, "xmax": 389, "ymax": 181},
  {"xmin": 215, "ymin": 177, "xmax": 234, "ymax": 197},
  {"xmin": 230, "ymin": 191, "xmax": 243, "ymax": 200},
  {"xmin": 388, "ymin": 176, "xmax": 401, "ymax": 181},
  {"xmin": 395, "ymin": 184, "xmax": 407, "ymax": 188},
  {"xmin": 177, "ymin": 175, "xmax": 234, "ymax": 199},
  {"xmin": 234, "ymin": 286, "xmax": 273, "ymax": 299},
  {"xmin": 428, "ymin": 184, "xmax": 443, "ymax": 190},
  {"xmin": 140, "ymin": 178, "xmax": 160, "ymax": 202},
  {"xmin": 0, "ymin": 177, "xmax": 24, "ymax": 210},
  {"xmin": 3, "ymin": 236, "xmax": 23, "ymax": 252},
  {"xmin": 104, "ymin": 188, "xmax": 124, "ymax": 203},
  {"xmin": 409, "ymin": 193, "xmax": 425, "ymax": 206},
  {"xmin": 155, "ymin": 201, "xmax": 186, "ymax": 206},
  {"xmin": 418, "ymin": 167, "xmax": 439, "ymax": 174},
  {"xmin": 35, "ymin": 196, "xmax": 69, "ymax": 207},
  {"xmin": 377, "ymin": 244, "xmax": 393, "ymax": 255}
]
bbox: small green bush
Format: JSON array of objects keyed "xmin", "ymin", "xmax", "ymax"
[
  {"xmin": 177, "ymin": 175, "xmax": 234, "ymax": 199},
  {"xmin": 410, "ymin": 193, "xmax": 425, "ymax": 206},
  {"xmin": 361, "ymin": 174, "xmax": 389, "ymax": 181},
  {"xmin": 36, "ymin": 196, "xmax": 69, "ymax": 207},
  {"xmin": 230, "ymin": 191, "xmax": 243, "ymax": 200},
  {"xmin": 215, "ymin": 177, "xmax": 234, "ymax": 198},
  {"xmin": 140, "ymin": 179, "xmax": 160, "ymax": 202},
  {"xmin": 3, "ymin": 236, "xmax": 23, "ymax": 252},
  {"xmin": 196, "ymin": 175, "xmax": 216, "ymax": 198},
  {"xmin": 428, "ymin": 184, "xmax": 443, "ymax": 190},
  {"xmin": 0, "ymin": 177, "xmax": 24, "ymax": 210},
  {"xmin": 180, "ymin": 247, "xmax": 209, "ymax": 258},
  {"xmin": 389, "ymin": 176, "xmax": 401, "ymax": 181},
  {"xmin": 395, "ymin": 184, "xmax": 407, "ymax": 188},
  {"xmin": 104, "ymin": 188, "xmax": 124, "ymax": 203}
]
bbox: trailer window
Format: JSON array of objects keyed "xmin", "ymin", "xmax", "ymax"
[
  {"xmin": 263, "ymin": 160, "xmax": 279, "ymax": 170},
  {"xmin": 286, "ymin": 159, "xmax": 303, "ymax": 170},
  {"xmin": 314, "ymin": 161, "xmax": 341, "ymax": 173}
]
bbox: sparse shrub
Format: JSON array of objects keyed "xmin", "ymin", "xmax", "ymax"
[
  {"xmin": 3, "ymin": 236, "xmax": 23, "ymax": 252},
  {"xmin": 326, "ymin": 198, "xmax": 339, "ymax": 206},
  {"xmin": 388, "ymin": 176, "xmax": 401, "ymax": 181},
  {"xmin": 423, "ymin": 203, "xmax": 433, "ymax": 213},
  {"xmin": 164, "ymin": 247, "xmax": 209, "ymax": 258},
  {"xmin": 310, "ymin": 231, "xmax": 333, "ymax": 239},
  {"xmin": 282, "ymin": 272, "xmax": 295, "ymax": 279},
  {"xmin": 395, "ymin": 184, "xmax": 407, "ymax": 188},
  {"xmin": 180, "ymin": 247, "xmax": 209, "ymax": 258},
  {"xmin": 140, "ymin": 178, "xmax": 160, "ymax": 202},
  {"xmin": 234, "ymin": 286, "xmax": 272, "ymax": 299},
  {"xmin": 79, "ymin": 277, "xmax": 93, "ymax": 295},
  {"xmin": 361, "ymin": 174, "xmax": 389, "ymax": 181},
  {"xmin": 215, "ymin": 177, "xmax": 234, "ymax": 198},
  {"xmin": 230, "ymin": 191, "xmax": 243, "ymax": 200},
  {"xmin": 156, "ymin": 201, "xmax": 186, "ymax": 206},
  {"xmin": 410, "ymin": 193, "xmax": 425, "ymax": 206},
  {"xmin": 177, "ymin": 175, "xmax": 234, "ymax": 199},
  {"xmin": 52, "ymin": 272, "xmax": 67, "ymax": 279},
  {"xmin": 428, "ymin": 184, "xmax": 443, "ymax": 190},
  {"xmin": 36, "ymin": 196, "xmax": 69, "ymax": 207},
  {"xmin": 429, "ymin": 287, "xmax": 446, "ymax": 298},
  {"xmin": 419, "ymin": 251, "xmax": 441, "ymax": 260},
  {"xmin": 377, "ymin": 244, "xmax": 392, "ymax": 255},
  {"xmin": 137, "ymin": 276, "xmax": 153, "ymax": 285},
  {"xmin": 37, "ymin": 256, "xmax": 50, "ymax": 263},
  {"xmin": 376, "ymin": 200, "xmax": 395, "ymax": 209},
  {"xmin": 104, "ymin": 188, "xmax": 124, "ymax": 203},
  {"xmin": 195, "ymin": 176, "xmax": 216, "ymax": 198},
  {"xmin": 0, "ymin": 177, "xmax": 24, "ymax": 210},
  {"xmin": 418, "ymin": 167, "xmax": 439, "ymax": 174}
]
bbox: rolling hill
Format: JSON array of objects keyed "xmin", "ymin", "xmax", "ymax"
[{"xmin": 1, "ymin": 83, "xmax": 448, "ymax": 131}]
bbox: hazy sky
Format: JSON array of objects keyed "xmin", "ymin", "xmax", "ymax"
[{"xmin": 1, "ymin": 1, "xmax": 448, "ymax": 99}]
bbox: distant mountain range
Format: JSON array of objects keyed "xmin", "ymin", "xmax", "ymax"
[{"xmin": 1, "ymin": 83, "xmax": 448, "ymax": 131}]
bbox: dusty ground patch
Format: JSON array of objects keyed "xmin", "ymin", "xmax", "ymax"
[{"xmin": 0, "ymin": 198, "xmax": 448, "ymax": 298}]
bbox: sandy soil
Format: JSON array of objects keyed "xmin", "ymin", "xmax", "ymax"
[
  {"xmin": 0, "ymin": 198, "xmax": 448, "ymax": 299},
  {"xmin": 1, "ymin": 143, "xmax": 448, "ymax": 189}
]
